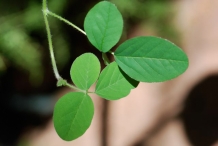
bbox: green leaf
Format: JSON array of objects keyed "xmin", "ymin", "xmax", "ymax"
[
  {"xmin": 95, "ymin": 62, "xmax": 139, "ymax": 100},
  {"xmin": 70, "ymin": 53, "xmax": 100, "ymax": 90},
  {"xmin": 84, "ymin": 1, "xmax": 123, "ymax": 52},
  {"xmin": 114, "ymin": 36, "xmax": 189, "ymax": 82},
  {"xmin": 53, "ymin": 92, "xmax": 94, "ymax": 141}
]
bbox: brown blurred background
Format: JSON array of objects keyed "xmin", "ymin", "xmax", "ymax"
[{"xmin": 0, "ymin": 0, "xmax": 218, "ymax": 146}]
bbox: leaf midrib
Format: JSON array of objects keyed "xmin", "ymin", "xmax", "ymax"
[
  {"xmin": 96, "ymin": 76, "xmax": 125, "ymax": 93},
  {"xmin": 65, "ymin": 95, "xmax": 86, "ymax": 139},
  {"xmin": 115, "ymin": 56, "xmax": 188, "ymax": 63},
  {"xmin": 100, "ymin": 3, "xmax": 112, "ymax": 51}
]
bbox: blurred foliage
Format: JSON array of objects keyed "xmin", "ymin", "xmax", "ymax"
[
  {"xmin": 0, "ymin": 0, "xmax": 70, "ymax": 85},
  {"xmin": 111, "ymin": 0, "xmax": 179, "ymax": 42}
]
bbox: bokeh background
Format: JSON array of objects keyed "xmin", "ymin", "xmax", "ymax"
[{"xmin": 0, "ymin": 0, "xmax": 218, "ymax": 146}]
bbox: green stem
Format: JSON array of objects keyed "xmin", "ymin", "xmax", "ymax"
[
  {"xmin": 42, "ymin": 0, "xmax": 60, "ymax": 80},
  {"xmin": 102, "ymin": 53, "xmax": 111, "ymax": 65},
  {"xmin": 66, "ymin": 83, "xmax": 86, "ymax": 93},
  {"xmin": 42, "ymin": 0, "xmax": 86, "ymax": 93},
  {"xmin": 47, "ymin": 11, "xmax": 86, "ymax": 35},
  {"xmin": 87, "ymin": 91, "xmax": 95, "ymax": 94}
]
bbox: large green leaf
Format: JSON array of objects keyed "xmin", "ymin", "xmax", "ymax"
[
  {"xmin": 70, "ymin": 53, "xmax": 100, "ymax": 90},
  {"xmin": 84, "ymin": 1, "xmax": 123, "ymax": 52},
  {"xmin": 95, "ymin": 62, "xmax": 138, "ymax": 100},
  {"xmin": 114, "ymin": 36, "xmax": 189, "ymax": 82},
  {"xmin": 53, "ymin": 92, "xmax": 94, "ymax": 141}
]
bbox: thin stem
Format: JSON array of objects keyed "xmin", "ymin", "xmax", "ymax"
[
  {"xmin": 102, "ymin": 53, "xmax": 111, "ymax": 65},
  {"xmin": 66, "ymin": 83, "xmax": 86, "ymax": 93},
  {"xmin": 87, "ymin": 91, "xmax": 95, "ymax": 94},
  {"xmin": 42, "ymin": 0, "xmax": 86, "ymax": 93},
  {"xmin": 42, "ymin": 0, "xmax": 61, "ymax": 80},
  {"xmin": 47, "ymin": 11, "xmax": 86, "ymax": 35}
]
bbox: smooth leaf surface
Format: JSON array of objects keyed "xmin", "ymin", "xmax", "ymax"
[
  {"xmin": 70, "ymin": 53, "xmax": 100, "ymax": 90},
  {"xmin": 84, "ymin": 1, "xmax": 123, "ymax": 52},
  {"xmin": 53, "ymin": 92, "xmax": 94, "ymax": 141},
  {"xmin": 95, "ymin": 62, "xmax": 139, "ymax": 100},
  {"xmin": 114, "ymin": 36, "xmax": 189, "ymax": 82}
]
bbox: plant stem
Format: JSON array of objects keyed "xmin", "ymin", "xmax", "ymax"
[
  {"xmin": 42, "ymin": 0, "xmax": 86, "ymax": 93},
  {"xmin": 42, "ymin": 0, "xmax": 61, "ymax": 80},
  {"xmin": 87, "ymin": 91, "xmax": 95, "ymax": 94},
  {"xmin": 47, "ymin": 11, "xmax": 86, "ymax": 35},
  {"xmin": 66, "ymin": 83, "xmax": 86, "ymax": 93},
  {"xmin": 102, "ymin": 53, "xmax": 111, "ymax": 65}
]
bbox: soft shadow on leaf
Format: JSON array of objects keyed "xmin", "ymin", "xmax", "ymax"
[
  {"xmin": 95, "ymin": 62, "xmax": 138, "ymax": 100},
  {"xmin": 118, "ymin": 67, "xmax": 139, "ymax": 88}
]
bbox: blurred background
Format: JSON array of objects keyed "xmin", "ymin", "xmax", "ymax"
[{"xmin": 0, "ymin": 0, "xmax": 218, "ymax": 146}]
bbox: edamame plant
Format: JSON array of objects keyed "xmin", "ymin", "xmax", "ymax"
[{"xmin": 42, "ymin": 0, "xmax": 189, "ymax": 141}]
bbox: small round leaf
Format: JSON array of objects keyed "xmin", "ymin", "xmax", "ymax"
[
  {"xmin": 84, "ymin": 1, "xmax": 123, "ymax": 52},
  {"xmin": 114, "ymin": 36, "xmax": 189, "ymax": 82},
  {"xmin": 70, "ymin": 53, "xmax": 100, "ymax": 90},
  {"xmin": 53, "ymin": 92, "xmax": 94, "ymax": 141},
  {"xmin": 95, "ymin": 62, "xmax": 139, "ymax": 100}
]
